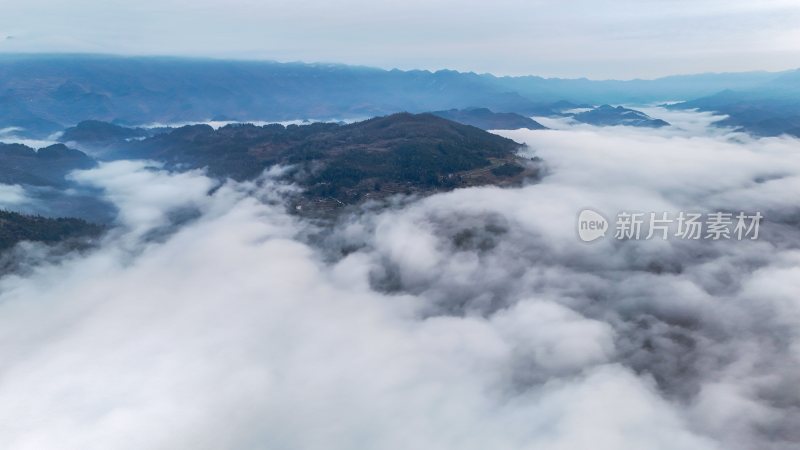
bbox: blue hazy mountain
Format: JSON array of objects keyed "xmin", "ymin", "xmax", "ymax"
[
  {"xmin": 488, "ymin": 71, "xmax": 783, "ymax": 105},
  {"xmin": 0, "ymin": 142, "xmax": 96, "ymax": 186},
  {"xmin": 0, "ymin": 142, "xmax": 113, "ymax": 224},
  {"xmin": 0, "ymin": 54, "xmax": 789, "ymax": 137},
  {"xmin": 571, "ymin": 105, "xmax": 670, "ymax": 127},
  {"xmin": 431, "ymin": 108, "xmax": 547, "ymax": 130},
  {"xmin": 0, "ymin": 54, "xmax": 544, "ymax": 137},
  {"xmin": 671, "ymin": 69, "xmax": 800, "ymax": 136}
]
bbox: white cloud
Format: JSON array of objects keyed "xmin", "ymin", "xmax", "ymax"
[
  {"xmin": 0, "ymin": 110, "xmax": 799, "ymax": 449},
  {"xmin": 69, "ymin": 160, "xmax": 217, "ymax": 237},
  {"xmin": 0, "ymin": 184, "xmax": 29, "ymax": 208},
  {"xmin": 0, "ymin": 163, "xmax": 714, "ymax": 450}
]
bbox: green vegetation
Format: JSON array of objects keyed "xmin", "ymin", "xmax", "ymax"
[
  {"xmin": 0, "ymin": 143, "xmax": 97, "ymax": 187},
  {"xmin": 491, "ymin": 163, "xmax": 526, "ymax": 177},
  {"xmin": 0, "ymin": 210, "xmax": 103, "ymax": 252},
  {"xmin": 60, "ymin": 120, "xmax": 156, "ymax": 145},
  {"xmin": 100, "ymin": 113, "xmax": 537, "ymax": 209},
  {"xmin": 432, "ymin": 108, "xmax": 547, "ymax": 130}
]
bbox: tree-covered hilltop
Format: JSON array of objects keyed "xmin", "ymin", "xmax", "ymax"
[
  {"xmin": 0, "ymin": 210, "xmax": 103, "ymax": 252},
  {"xmin": 571, "ymin": 105, "xmax": 670, "ymax": 127},
  {"xmin": 88, "ymin": 113, "xmax": 540, "ymax": 209},
  {"xmin": 60, "ymin": 120, "xmax": 158, "ymax": 145},
  {"xmin": 0, "ymin": 142, "xmax": 97, "ymax": 187},
  {"xmin": 432, "ymin": 108, "xmax": 547, "ymax": 130}
]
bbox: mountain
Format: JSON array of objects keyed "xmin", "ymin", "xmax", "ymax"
[
  {"xmin": 0, "ymin": 209, "xmax": 103, "ymax": 253},
  {"xmin": 60, "ymin": 120, "xmax": 161, "ymax": 145},
  {"xmin": 571, "ymin": 105, "xmax": 670, "ymax": 127},
  {"xmin": 0, "ymin": 55, "xmax": 544, "ymax": 137},
  {"xmin": 0, "ymin": 141, "xmax": 115, "ymax": 223},
  {"xmin": 431, "ymin": 108, "xmax": 547, "ymax": 130},
  {"xmin": 0, "ymin": 114, "xmax": 538, "ymax": 220},
  {"xmin": 488, "ymin": 71, "xmax": 785, "ymax": 104},
  {"xmin": 76, "ymin": 113, "xmax": 539, "ymax": 212},
  {"xmin": 670, "ymin": 72, "xmax": 800, "ymax": 136},
  {"xmin": 0, "ymin": 142, "xmax": 97, "ymax": 186},
  {"xmin": 0, "ymin": 54, "xmax": 791, "ymax": 137}
]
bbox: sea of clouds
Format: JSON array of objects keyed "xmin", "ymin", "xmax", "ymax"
[{"xmin": 0, "ymin": 109, "xmax": 798, "ymax": 450}]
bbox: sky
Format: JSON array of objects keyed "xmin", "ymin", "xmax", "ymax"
[{"xmin": 1, "ymin": 0, "xmax": 799, "ymax": 79}]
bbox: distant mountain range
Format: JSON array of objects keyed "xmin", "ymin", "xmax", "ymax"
[
  {"xmin": 0, "ymin": 54, "xmax": 550, "ymax": 137},
  {"xmin": 1, "ymin": 54, "xmax": 797, "ymax": 252},
  {"xmin": 670, "ymin": 69, "xmax": 800, "ymax": 137},
  {"xmin": 489, "ymin": 71, "xmax": 783, "ymax": 105},
  {"xmin": 0, "ymin": 54, "xmax": 791, "ymax": 138}
]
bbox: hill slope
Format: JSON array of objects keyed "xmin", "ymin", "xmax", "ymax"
[
  {"xmin": 432, "ymin": 108, "xmax": 547, "ymax": 130},
  {"xmin": 0, "ymin": 210, "xmax": 103, "ymax": 252},
  {"xmin": 671, "ymin": 70, "xmax": 800, "ymax": 136},
  {"xmin": 572, "ymin": 105, "xmax": 670, "ymax": 127},
  {"xmin": 0, "ymin": 142, "xmax": 97, "ymax": 186},
  {"xmin": 86, "ymin": 113, "xmax": 540, "ymax": 210}
]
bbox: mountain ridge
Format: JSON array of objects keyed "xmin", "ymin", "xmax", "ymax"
[
  {"xmin": 0, "ymin": 54, "xmax": 791, "ymax": 137},
  {"xmin": 61, "ymin": 113, "xmax": 541, "ymax": 214}
]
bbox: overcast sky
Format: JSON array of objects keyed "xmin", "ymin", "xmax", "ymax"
[{"xmin": 1, "ymin": 0, "xmax": 799, "ymax": 79}]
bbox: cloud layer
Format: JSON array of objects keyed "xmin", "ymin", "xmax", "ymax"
[{"xmin": 0, "ymin": 111, "xmax": 799, "ymax": 449}]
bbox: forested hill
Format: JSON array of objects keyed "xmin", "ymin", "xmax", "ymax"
[
  {"xmin": 0, "ymin": 142, "xmax": 96, "ymax": 186},
  {"xmin": 0, "ymin": 54, "xmax": 786, "ymax": 137},
  {"xmin": 0, "ymin": 210, "xmax": 103, "ymax": 252},
  {"xmin": 73, "ymin": 113, "xmax": 541, "ymax": 210}
]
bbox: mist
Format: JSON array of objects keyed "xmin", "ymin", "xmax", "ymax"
[{"xmin": 0, "ymin": 110, "xmax": 798, "ymax": 449}]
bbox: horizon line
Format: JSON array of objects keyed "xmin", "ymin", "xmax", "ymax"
[{"xmin": 0, "ymin": 51, "xmax": 794, "ymax": 83}]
